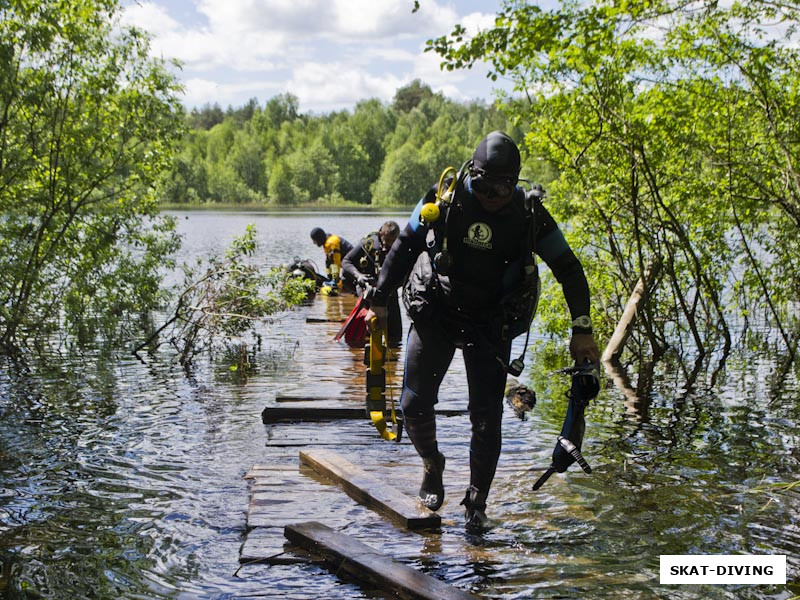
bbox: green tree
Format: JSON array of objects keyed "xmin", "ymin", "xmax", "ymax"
[
  {"xmin": 164, "ymin": 85, "xmax": 519, "ymax": 208},
  {"xmin": 187, "ymin": 102, "xmax": 224, "ymax": 130},
  {"xmin": 350, "ymin": 98, "xmax": 397, "ymax": 177},
  {"xmin": 0, "ymin": 0, "xmax": 184, "ymax": 350},
  {"xmin": 159, "ymin": 142, "xmax": 209, "ymax": 203},
  {"xmin": 262, "ymin": 93, "xmax": 300, "ymax": 129},
  {"xmin": 230, "ymin": 129, "xmax": 265, "ymax": 194},
  {"xmin": 371, "ymin": 142, "xmax": 431, "ymax": 206},
  {"xmin": 429, "ymin": 0, "xmax": 800, "ymax": 361},
  {"xmin": 329, "ymin": 133, "xmax": 372, "ymax": 204},
  {"xmin": 393, "ymin": 79, "xmax": 434, "ymax": 113},
  {"xmin": 267, "ymin": 159, "xmax": 294, "ymax": 203},
  {"xmin": 284, "ymin": 140, "xmax": 339, "ymax": 203},
  {"xmin": 205, "ymin": 120, "xmax": 236, "ymax": 165}
]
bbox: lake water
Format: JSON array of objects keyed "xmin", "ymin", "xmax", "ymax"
[{"xmin": 0, "ymin": 210, "xmax": 798, "ymax": 599}]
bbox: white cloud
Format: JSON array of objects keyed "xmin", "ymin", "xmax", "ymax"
[
  {"xmin": 123, "ymin": 1, "xmax": 293, "ymax": 71},
  {"xmin": 196, "ymin": 0, "xmax": 335, "ymax": 35},
  {"xmin": 331, "ymin": 0, "xmax": 457, "ymax": 38},
  {"xmin": 121, "ymin": 0, "xmax": 509, "ymax": 111},
  {"xmin": 369, "ymin": 47, "xmax": 417, "ymax": 62},
  {"xmin": 409, "ymin": 40, "xmax": 499, "ymax": 103},
  {"xmin": 460, "ymin": 10, "xmax": 497, "ymax": 35},
  {"xmin": 121, "ymin": 1, "xmax": 180, "ymax": 36},
  {"xmin": 188, "ymin": 0, "xmax": 457, "ymax": 39},
  {"xmin": 181, "ymin": 77, "xmax": 285, "ymax": 107},
  {"xmin": 286, "ymin": 61, "xmax": 405, "ymax": 112}
]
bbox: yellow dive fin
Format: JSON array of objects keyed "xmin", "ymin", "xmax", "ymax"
[{"xmin": 365, "ymin": 317, "xmax": 401, "ymax": 441}]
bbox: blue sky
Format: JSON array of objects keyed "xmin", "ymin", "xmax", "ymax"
[{"xmin": 120, "ymin": 0, "xmax": 552, "ymax": 113}]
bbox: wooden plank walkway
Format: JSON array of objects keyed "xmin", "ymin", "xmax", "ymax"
[
  {"xmin": 240, "ymin": 293, "xmax": 533, "ymax": 598},
  {"xmin": 285, "ymin": 521, "xmax": 478, "ymax": 600},
  {"xmin": 262, "ymin": 406, "xmax": 469, "ymax": 423},
  {"xmin": 300, "ymin": 449, "xmax": 441, "ymax": 529},
  {"xmin": 240, "ymin": 293, "xmax": 484, "ymax": 597}
]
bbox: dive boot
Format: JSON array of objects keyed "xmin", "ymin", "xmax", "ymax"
[
  {"xmin": 460, "ymin": 485, "xmax": 489, "ymax": 532},
  {"xmin": 419, "ymin": 451, "xmax": 445, "ymax": 511}
]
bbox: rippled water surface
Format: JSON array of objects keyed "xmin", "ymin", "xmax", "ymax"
[{"xmin": 1, "ymin": 211, "xmax": 798, "ymax": 599}]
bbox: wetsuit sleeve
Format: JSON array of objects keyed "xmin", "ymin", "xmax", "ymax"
[
  {"xmin": 532, "ymin": 201, "xmax": 591, "ymax": 328},
  {"xmin": 342, "ymin": 241, "xmax": 365, "ymax": 283},
  {"xmin": 371, "ymin": 198, "xmax": 430, "ymax": 306}
]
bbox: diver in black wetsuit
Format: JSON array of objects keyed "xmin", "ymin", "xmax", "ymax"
[
  {"xmin": 341, "ymin": 221, "xmax": 402, "ymax": 346},
  {"xmin": 364, "ymin": 131, "xmax": 600, "ymax": 531}
]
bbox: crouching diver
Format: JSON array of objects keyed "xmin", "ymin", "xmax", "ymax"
[{"xmin": 364, "ymin": 131, "xmax": 600, "ymax": 532}]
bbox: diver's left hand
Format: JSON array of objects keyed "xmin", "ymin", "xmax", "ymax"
[{"xmin": 570, "ymin": 333, "xmax": 600, "ymax": 364}]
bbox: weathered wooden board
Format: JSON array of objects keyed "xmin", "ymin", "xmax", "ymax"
[
  {"xmin": 262, "ymin": 406, "xmax": 394, "ymax": 423},
  {"xmin": 306, "ymin": 316, "xmax": 346, "ymax": 323},
  {"xmin": 243, "ymin": 460, "xmax": 360, "ymax": 532},
  {"xmin": 262, "ymin": 406, "xmax": 469, "ymax": 423},
  {"xmin": 274, "ymin": 393, "xmax": 453, "ymax": 403},
  {"xmin": 239, "ymin": 526, "xmax": 299, "ymax": 564},
  {"xmin": 299, "ymin": 449, "xmax": 440, "ymax": 530},
  {"xmin": 284, "ymin": 521, "xmax": 477, "ymax": 600},
  {"xmin": 243, "ymin": 463, "xmax": 297, "ymax": 479}
]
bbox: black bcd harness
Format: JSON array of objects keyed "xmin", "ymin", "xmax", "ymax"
[{"xmin": 402, "ymin": 169, "xmax": 545, "ymax": 376}]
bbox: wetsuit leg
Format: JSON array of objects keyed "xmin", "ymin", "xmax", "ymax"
[
  {"xmin": 400, "ymin": 322, "xmax": 455, "ymax": 456},
  {"xmin": 463, "ymin": 336, "xmax": 512, "ymax": 502},
  {"xmin": 401, "ymin": 323, "xmax": 455, "ymax": 511}
]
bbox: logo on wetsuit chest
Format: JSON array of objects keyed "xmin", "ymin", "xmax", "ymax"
[{"xmin": 463, "ymin": 222, "xmax": 493, "ymax": 250}]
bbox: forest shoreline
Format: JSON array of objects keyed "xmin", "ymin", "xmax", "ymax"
[{"xmin": 158, "ymin": 201, "xmax": 414, "ymax": 212}]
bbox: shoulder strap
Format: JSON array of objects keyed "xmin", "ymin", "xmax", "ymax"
[
  {"xmin": 439, "ymin": 174, "xmax": 468, "ymax": 249},
  {"xmin": 522, "ymin": 188, "xmax": 541, "ymax": 267}
]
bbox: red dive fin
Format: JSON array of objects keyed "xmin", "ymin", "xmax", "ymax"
[{"xmin": 333, "ymin": 295, "xmax": 365, "ymax": 341}]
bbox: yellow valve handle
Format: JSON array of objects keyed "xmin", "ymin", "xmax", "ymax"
[
  {"xmin": 366, "ymin": 316, "xmax": 398, "ymax": 441},
  {"xmin": 437, "ymin": 166, "xmax": 457, "ymax": 203},
  {"xmin": 420, "ymin": 166, "xmax": 457, "ymax": 225}
]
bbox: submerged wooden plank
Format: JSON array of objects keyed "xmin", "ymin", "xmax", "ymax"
[
  {"xmin": 262, "ymin": 407, "xmax": 379, "ymax": 423},
  {"xmin": 274, "ymin": 393, "xmax": 397, "ymax": 403},
  {"xmin": 299, "ymin": 449, "xmax": 440, "ymax": 530},
  {"xmin": 240, "ymin": 527, "xmax": 297, "ymax": 564},
  {"xmin": 262, "ymin": 406, "xmax": 468, "ymax": 423},
  {"xmin": 306, "ymin": 316, "xmax": 346, "ymax": 323},
  {"xmin": 244, "ymin": 466, "xmax": 297, "ymax": 480},
  {"xmin": 285, "ymin": 521, "xmax": 477, "ymax": 600}
]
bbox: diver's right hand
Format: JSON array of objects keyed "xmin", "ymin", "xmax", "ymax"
[
  {"xmin": 364, "ymin": 305, "xmax": 387, "ymax": 332},
  {"xmin": 356, "ymin": 275, "xmax": 375, "ymax": 296}
]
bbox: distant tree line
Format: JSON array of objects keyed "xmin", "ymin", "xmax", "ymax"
[{"xmin": 159, "ymin": 81, "xmax": 555, "ymax": 206}]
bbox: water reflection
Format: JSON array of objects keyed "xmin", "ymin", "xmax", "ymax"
[{"xmin": 1, "ymin": 211, "xmax": 798, "ymax": 599}]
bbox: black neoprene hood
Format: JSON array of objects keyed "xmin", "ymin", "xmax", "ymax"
[
  {"xmin": 310, "ymin": 227, "xmax": 326, "ymax": 243},
  {"xmin": 472, "ymin": 131, "xmax": 521, "ymax": 178}
]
